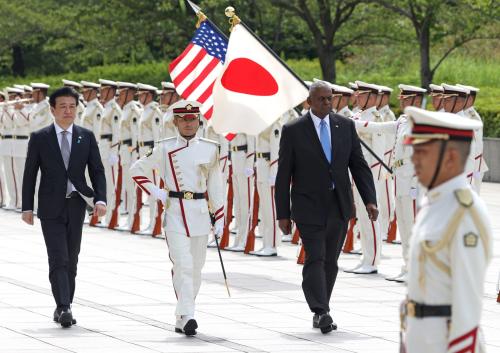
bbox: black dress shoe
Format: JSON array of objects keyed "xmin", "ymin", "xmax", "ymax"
[
  {"xmin": 58, "ymin": 309, "xmax": 74, "ymax": 328},
  {"xmin": 183, "ymin": 319, "xmax": 198, "ymax": 336},
  {"xmin": 317, "ymin": 313, "xmax": 334, "ymax": 334},
  {"xmin": 53, "ymin": 308, "xmax": 77, "ymax": 325}
]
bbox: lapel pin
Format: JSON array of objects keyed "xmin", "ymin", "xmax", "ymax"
[
  {"xmin": 77, "ymin": 136, "xmax": 82, "ymax": 144},
  {"xmin": 335, "ymin": 125, "xmax": 339, "ymax": 128}
]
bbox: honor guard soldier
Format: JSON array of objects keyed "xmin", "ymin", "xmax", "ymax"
[
  {"xmin": 0, "ymin": 90, "xmax": 8, "ymax": 207},
  {"xmin": 429, "ymin": 84, "xmax": 445, "ymax": 111},
  {"xmin": 115, "ymin": 82, "xmax": 142, "ymax": 230},
  {"xmin": 80, "ymin": 81, "xmax": 102, "ymax": 132},
  {"xmin": 130, "ymin": 100, "xmax": 224, "ymax": 336},
  {"xmin": 401, "ymin": 107, "xmax": 492, "ymax": 353},
  {"xmin": 30, "ymin": 83, "xmax": 52, "ymax": 130},
  {"xmin": 456, "ymin": 84, "xmax": 487, "ymax": 193},
  {"xmin": 62, "ymin": 80, "xmax": 85, "ymax": 120},
  {"xmin": 354, "ymin": 84, "xmax": 427, "ymax": 282},
  {"xmin": 97, "ymin": 79, "xmax": 121, "ymax": 226},
  {"xmin": 348, "ymin": 82, "xmax": 361, "ymax": 115},
  {"xmin": 225, "ymin": 133, "xmax": 256, "ymax": 252},
  {"xmin": 159, "ymin": 82, "xmax": 180, "ymax": 139},
  {"xmin": 249, "ymin": 114, "xmax": 282, "ymax": 256},
  {"xmin": 344, "ymin": 81, "xmax": 383, "ymax": 274},
  {"xmin": 331, "ymin": 84, "xmax": 354, "ymax": 118},
  {"xmin": 136, "ymin": 83, "xmax": 163, "ymax": 234}
]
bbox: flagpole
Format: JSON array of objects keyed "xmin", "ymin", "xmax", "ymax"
[
  {"xmin": 186, "ymin": 0, "xmax": 229, "ymax": 41},
  {"xmin": 224, "ymin": 6, "xmax": 309, "ymax": 91}
]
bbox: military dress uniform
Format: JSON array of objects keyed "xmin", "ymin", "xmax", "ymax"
[
  {"xmin": 117, "ymin": 87, "xmax": 143, "ymax": 230},
  {"xmin": 130, "ymin": 101, "xmax": 224, "ymax": 335},
  {"xmin": 29, "ymin": 84, "xmax": 52, "ymax": 130},
  {"xmin": 0, "ymin": 90, "xmax": 8, "ymax": 207},
  {"xmin": 0, "ymin": 89, "xmax": 19, "ymax": 209},
  {"xmin": 226, "ymin": 133, "xmax": 255, "ymax": 252},
  {"xmin": 62, "ymin": 80, "xmax": 85, "ymax": 121},
  {"xmin": 137, "ymin": 83, "xmax": 163, "ymax": 233},
  {"xmin": 79, "ymin": 81, "xmax": 102, "ymax": 132},
  {"xmin": 401, "ymin": 107, "xmax": 491, "ymax": 353}
]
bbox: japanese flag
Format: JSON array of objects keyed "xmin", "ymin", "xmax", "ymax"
[{"xmin": 211, "ymin": 24, "xmax": 308, "ymax": 135}]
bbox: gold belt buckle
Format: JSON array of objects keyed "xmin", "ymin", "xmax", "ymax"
[
  {"xmin": 139, "ymin": 141, "xmax": 144, "ymax": 147},
  {"xmin": 406, "ymin": 301, "xmax": 416, "ymax": 317},
  {"xmin": 183, "ymin": 191, "xmax": 194, "ymax": 200}
]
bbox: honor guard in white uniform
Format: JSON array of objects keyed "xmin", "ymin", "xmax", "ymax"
[
  {"xmin": 225, "ymin": 133, "xmax": 255, "ymax": 252},
  {"xmin": 344, "ymin": 81, "xmax": 383, "ymax": 274},
  {"xmin": 441, "ymin": 84, "xmax": 469, "ymax": 117},
  {"xmin": 331, "ymin": 84, "xmax": 354, "ymax": 118},
  {"xmin": 348, "ymin": 82, "xmax": 361, "ymax": 115},
  {"xmin": 0, "ymin": 90, "xmax": 8, "ymax": 207},
  {"xmin": 115, "ymin": 82, "xmax": 142, "ymax": 231},
  {"xmin": 354, "ymin": 84, "xmax": 427, "ymax": 282},
  {"xmin": 0, "ymin": 88, "xmax": 23, "ymax": 209},
  {"xmin": 29, "ymin": 83, "xmax": 52, "ymax": 130},
  {"xmin": 160, "ymin": 82, "xmax": 180, "ymax": 139},
  {"xmin": 401, "ymin": 107, "xmax": 491, "ymax": 353},
  {"xmin": 130, "ymin": 100, "xmax": 224, "ymax": 336},
  {"xmin": 429, "ymin": 84, "xmax": 445, "ymax": 112},
  {"xmin": 457, "ymin": 84, "xmax": 488, "ymax": 194},
  {"xmin": 136, "ymin": 83, "xmax": 163, "ymax": 234},
  {"xmin": 96, "ymin": 79, "xmax": 121, "ymax": 226},
  {"xmin": 80, "ymin": 81, "xmax": 102, "ymax": 132},
  {"xmin": 62, "ymin": 80, "xmax": 85, "ymax": 121},
  {"xmin": 249, "ymin": 115, "xmax": 283, "ymax": 256}
]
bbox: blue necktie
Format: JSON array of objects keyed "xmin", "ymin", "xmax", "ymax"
[{"xmin": 319, "ymin": 120, "xmax": 331, "ymax": 163}]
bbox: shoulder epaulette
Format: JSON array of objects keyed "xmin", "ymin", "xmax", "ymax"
[
  {"xmin": 156, "ymin": 136, "xmax": 176, "ymax": 144},
  {"xmin": 199, "ymin": 137, "xmax": 220, "ymax": 146},
  {"xmin": 454, "ymin": 188, "xmax": 473, "ymax": 208}
]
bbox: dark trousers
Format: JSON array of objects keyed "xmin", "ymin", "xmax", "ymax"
[
  {"xmin": 40, "ymin": 195, "xmax": 86, "ymax": 309},
  {"xmin": 296, "ymin": 191, "xmax": 348, "ymax": 314}
]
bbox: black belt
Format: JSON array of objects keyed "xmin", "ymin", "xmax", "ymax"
[
  {"xmin": 405, "ymin": 301, "xmax": 451, "ymax": 318},
  {"xmin": 168, "ymin": 191, "xmax": 205, "ymax": 200},
  {"xmin": 231, "ymin": 144, "xmax": 247, "ymax": 152},
  {"xmin": 121, "ymin": 138, "xmax": 132, "ymax": 146},
  {"xmin": 100, "ymin": 134, "xmax": 113, "ymax": 141},
  {"xmin": 139, "ymin": 140, "xmax": 154, "ymax": 148},
  {"xmin": 256, "ymin": 152, "xmax": 270, "ymax": 160},
  {"xmin": 3, "ymin": 135, "xmax": 13, "ymax": 139},
  {"xmin": 15, "ymin": 135, "xmax": 29, "ymax": 140}
]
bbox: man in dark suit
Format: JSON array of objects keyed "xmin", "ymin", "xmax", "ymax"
[
  {"xmin": 275, "ymin": 81, "xmax": 378, "ymax": 333},
  {"xmin": 21, "ymin": 87, "xmax": 106, "ymax": 328}
]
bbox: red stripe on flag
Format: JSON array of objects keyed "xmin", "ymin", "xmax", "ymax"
[
  {"xmin": 204, "ymin": 106, "xmax": 213, "ymax": 119},
  {"xmin": 182, "ymin": 57, "xmax": 220, "ymax": 99},
  {"xmin": 172, "ymin": 49, "xmax": 208, "ymax": 92},
  {"xmin": 169, "ymin": 43, "xmax": 194, "ymax": 73},
  {"xmin": 197, "ymin": 81, "xmax": 216, "ymax": 104}
]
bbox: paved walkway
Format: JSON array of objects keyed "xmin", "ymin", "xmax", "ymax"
[{"xmin": 0, "ymin": 183, "xmax": 499, "ymax": 353}]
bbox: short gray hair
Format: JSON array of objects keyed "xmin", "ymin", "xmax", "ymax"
[{"xmin": 309, "ymin": 80, "xmax": 331, "ymax": 95}]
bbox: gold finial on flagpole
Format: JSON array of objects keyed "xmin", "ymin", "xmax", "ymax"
[
  {"xmin": 195, "ymin": 10, "xmax": 207, "ymax": 28},
  {"xmin": 225, "ymin": 6, "xmax": 240, "ymax": 32}
]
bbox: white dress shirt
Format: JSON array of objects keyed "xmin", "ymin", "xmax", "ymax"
[{"xmin": 310, "ymin": 110, "xmax": 331, "ymax": 143}]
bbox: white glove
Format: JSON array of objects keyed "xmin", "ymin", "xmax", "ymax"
[
  {"xmin": 268, "ymin": 175, "xmax": 276, "ymax": 186},
  {"xmin": 152, "ymin": 188, "xmax": 168, "ymax": 204},
  {"xmin": 244, "ymin": 167, "xmax": 254, "ymax": 178},
  {"xmin": 214, "ymin": 218, "xmax": 224, "ymax": 237},
  {"xmin": 108, "ymin": 154, "xmax": 119, "ymax": 165}
]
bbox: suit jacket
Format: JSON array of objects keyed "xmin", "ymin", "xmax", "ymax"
[
  {"xmin": 22, "ymin": 123, "xmax": 106, "ymax": 219},
  {"xmin": 275, "ymin": 112, "xmax": 376, "ymax": 225}
]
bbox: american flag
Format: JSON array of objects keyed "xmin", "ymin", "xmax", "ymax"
[{"xmin": 169, "ymin": 21, "xmax": 227, "ymax": 121}]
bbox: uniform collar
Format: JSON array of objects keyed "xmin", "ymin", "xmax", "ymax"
[
  {"xmin": 425, "ymin": 173, "xmax": 468, "ymax": 204},
  {"xmin": 54, "ymin": 122, "xmax": 74, "ymax": 134},
  {"xmin": 177, "ymin": 134, "xmax": 199, "ymax": 145}
]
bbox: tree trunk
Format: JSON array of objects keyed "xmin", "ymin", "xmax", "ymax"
[
  {"xmin": 418, "ymin": 24, "xmax": 432, "ymax": 89},
  {"xmin": 12, "ymin": 45, "xmax": 25, "ymax": 77},
  {"xmin": 318, "ymin": 46, "xmax": 336, "ymax": 83}
]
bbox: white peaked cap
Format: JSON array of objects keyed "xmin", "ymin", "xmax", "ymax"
[
  {"xmin": 62, "ymin": 79, "xmax": 83, "ymax": 88},
  {"xmin": 355, "ymin": 81, "xmax": 380, "ymax": 93},
  {"xmin": 398, "ymin": 84, "xmax": 427, "ymax": 93},
  {"xmin": 161, "ymin": 82, "xmax": 176, "ymax": 90},
  {"xmin": 456, "ymin": 84, "xmax": 479, "ymax": 93},
  {"xmin": 429, "ymin": 84, "xmax": 444, "ymax": 92},
  {"xmin": 348, "ymin": 82, "xmax": 358, "ymax": 90},
  {"xmin": 116, "ymin": 82, "xmax": 137, "ymax": 89},
  {"xmin": 98, "ymin": 79, "xmax": 117, "ymax": 87},
  {"xmin": 441, "ymin": 83, "xmax": 469, "ymax": 95},
  {"xmin": 31, "ymin": 82, "xmax": 50, "ymax": 89},
  {"xmin": 6, "ymin": 87, "xmax": 24, "ymax": 94},
  {"xmin": 80, "ymin": 81, "xmax": 100, "ymax": 89},
  {"xmin": 136, "ymin": 83, "xmax": 158, "ymax": 92},
  {"xmin": 378, "ymin": 85, "xmax": 393, "ymax": 93}
]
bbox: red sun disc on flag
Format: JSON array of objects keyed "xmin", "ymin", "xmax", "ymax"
[{"xmin": 221, "ymin": 58, "xmax": 278, "ymax": 96}]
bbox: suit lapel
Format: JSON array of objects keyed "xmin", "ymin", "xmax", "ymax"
[
  {"xmin": 47, "ymin": 124, "xmax": 66, "ymax": 170},
  {"xmin": 329, "ymin": 113, "xmax": 340, "ymax": 166},
  {"xmin": 305, "ymin": 113, "xmax": 330, "ymax": 166}
]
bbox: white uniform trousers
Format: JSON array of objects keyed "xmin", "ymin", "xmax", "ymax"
[
  {"xmin": 406, "ymin": 317, "xmax": 448, "ymax": 353},
  {"xmin": 394, "ymin": 195, "xmax": 415, "ymax": 272},
  {"xmin": 354, "ymin": 187, "xmax": 381, "ymax": 266},
  {"xmin": 120, "ymin": 160, "xmax": 135, "ymax": 228},
  {"xmin": 166, "ymin": 232, "xmax": 208, "ymax": 317},
  {"xmin": 103, "ymin": 160, "xmax": 116, "ymax": 225},
  {"xmin": 13, "ymin": 156, "xmax": 25, "ymax": 208},
  {"xmin": 231, "ymin": 174, "xmax": 253, "ymax": 247},
  {"xmin": 378, "ymin": 177, "xmax": 395, "ymax": 238},
  {"xmin": 2, "ymin": 156, "xmax": 17, "ymax": 209},
  {"xmin": 256, "ymin": 182, "xmax": 279, "ymax": 249}
]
